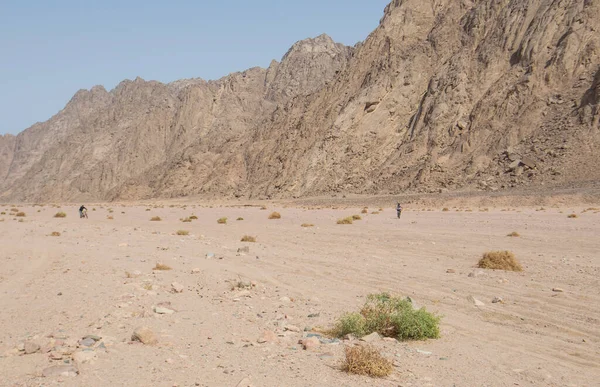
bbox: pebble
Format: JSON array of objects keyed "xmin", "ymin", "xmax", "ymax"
[
  {"xmin": 467, "ymin": 295, "xmax": 485, "ymax": 307},
  {"xmin": 191, "ymin": 268, "xmax": 201, "ymax": 274},
  {"xmin": 299, "ymin": 337, "xmax": 321, "ymax": 350},
  {"xmin": 360, "ymin": 332, "xmax": 381, "ymax": 343},
  {"xmin": 416, "ymin": 349, "xmax": 433, "ymax": 356},
  {"xmin": 42, "ymin": 365, "xmax": 79, "ymax": 378},
  {"xmin": 131, "ymin": 326, "xmax": 157, "ymax": 345},
  {"xmin": 279, "ymin": 297, "xmax": 291, "ymax": 303},
  {"xmin": 284, "ymin": 325, "xmax": 301, "ymax": 333},
  {"xmin": 206, "ymin": 253, "xmax": 215, "ymax": 258},
  {"xmin": 82, "ymin": 335, "xmax": 102, "ymax": 342},
  {"xmin": 492, "ymin": 297, "xmax": 504, "ymax": 304},
  {"xmin": 154, "ymin": 306, "xmax": 175, "ymax": 315},
  {"xmin": 552, "ymin": 288, "xmax": 564, "ymax": 293},
  {"xmin": 79, "ymin": 338, "xmax": 96, "ymax": 347},
  {"xmin": 171, "ymin": 282, "xmax": 184, "ymax": 293},
  {"xmin": 24, "ymin": 341, "xmax": 40, "ymax": 354},
  {"xmin": 72, "ymin": 350, "xmax": 97, "ymax": 364}
]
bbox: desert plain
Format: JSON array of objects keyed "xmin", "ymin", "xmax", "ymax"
[{"xmin": 0, "ymin": 198, "xmax": 599, "ymax": 387}]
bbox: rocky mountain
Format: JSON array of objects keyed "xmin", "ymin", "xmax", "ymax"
[{"xmin": 1, "ymin": 0, "xmax": 599, "ymax": 202}]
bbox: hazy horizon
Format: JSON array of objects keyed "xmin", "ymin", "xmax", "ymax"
[{"xmin": 0, "ymin": 0, "xmax": 390, "ymax": 135}]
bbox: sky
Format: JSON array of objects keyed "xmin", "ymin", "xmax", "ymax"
[{"xmin": 0, "ymin": 0, "xmax": 391, "ymax": 135}]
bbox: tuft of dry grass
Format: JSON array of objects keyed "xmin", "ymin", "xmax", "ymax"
[
  {"xmin": 189, "ymin": 215, "xmax": 198, "ymax": 220},
  {"xmin": 352, "ymin": 214, "xmax": 362, "ymax": 220},
  {"xmin": 241, "ymin": 235, "xmax": 256, "ymax": 242},
  {"xmin": 301, "ymin": 223, "xmax": 314, "ymax": 228},
  {"xmin": 181, "ymin": 217, "xmax": 192, "ymax": 223},
  {"xmin": 150, "ymin": 216, "xmax": 162, "ymax": 221},
  {"xmin": 342, "ymin": 345, "xmax": 393, "ymax": 378},
  {"xmin": 176, "ymin": 230, "xmax": 190, "ymax": 236},
  {"xmin": 10, "ymin": 208, "xmax": 19, "ymax": 212},
  {"xmin": 217, "ymin": 217, "xmax": 227, "ymax": 224},
  {"xmin": 15, "ymin": 212, "xmax": 26, "ymax": 217},
  {"xmin": 361, "ymin": 208, "xmax": 368, "ymax": 214},
  {"xmin": 107, "ymin": 216, "xmax": 114, "ymax": 220},
  {"xmin": 0, "ymin": 212, "xmax": 5, "ymax": 215},
  {"xmin": 236, "ymin": 217, "xmax": 244, "ymax": 221},
  {"xmin": 507, "ymin": 231, "xmax": 520, "ymax": 237},
  {"xmin": 50, "ymin": 231, "xmax": 61, "ymax": 237},
  {"xmin": 442, "ymin": 208, "xmax": 449, "ymax": 212},
  {"xmin": 54, "ymin": 212, "xmax": 67, "ymax": 218},
  {"xmin": 371, "ymin": 211, "xmax": 379, "ymax": 215},
  {"xmin": 478, "ymin": 251, "xmax": 522, "ymax": 272},
  {"xmin": 567, "ymin": 214, "xmax": 578, "ymax": 218},
  {"xmin": 153, "ymin": 263, "xmax": 172, "ymax": 271},
  {"xmin": 268, "ymin": 212, "xmax": 281, "ymax": 219},
  {"xmin": 337, "ymin": 217, "xmax": 354, "ymax": 225},
  {"xmin": 260, "ymin": 205, "xmax": 267, "ymax": 210}
]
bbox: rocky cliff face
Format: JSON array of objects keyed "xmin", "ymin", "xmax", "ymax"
[{"xmin": 1, "ymin": 0, "xmax": 599, "ymax": 202}]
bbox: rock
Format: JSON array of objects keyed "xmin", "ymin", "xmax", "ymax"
[
  {"xmin": 82, "ymin": 335, "xmax": 102, "ymax": 342},
  {"xmin": 191, "ymin": 268, "xmax": 201, "ymax": 274},
  {"xmin": 72, "ymin": 350, "xmax": 97, "ymax": 364},
  {"xmin": 42, "ymin": 365, "xmax": 79, "ymax": 378},
  {"xmin": 129, "ymin": 270, "xmax": 142, "ymax": 278},
  {"xmin": 360, "ymin": 332, "xmax": 381, "ymax": 343},
  {"xmin": 279, "ymin": 296, "xmax": 291, "ymax": 303},
  {"xmin": 131, "ymin": 326, "xmax": 157, "ymax": 345},
  {"xmin": 552, "ymin": 288, "xmax": 564, "ymax": 293},
  {"xmin": 238, "ymin": 246, "xmax": 250, "ymax": 254},
  {"xmin": 343, "ymin": 334, "xmax": 357, "ymax": 341},
  {"xmin": 24, "ymin": 341, "xmax": 40, "ymax": 354},
  {"xmin": 467, "ymin": 295, "xmax": 485, "ymax": 307},
  {"xmin": 206, "ymin": 252, "xmax": 215, "ymax": 258},
  {"xmin": 318, "ymin": 352, "xmax": 334, "ymax": 359},
  {"xmin": 508, "ymin": 160, "xmax": 521, "ymax": 171},
  {"xmin": 492, "ymin": 297, "xmax": 504, "ymax": 304},
  {"xmin": 521, "ymin": 156, "xmax": 537, "ymax": 169},
  {"xmin": 468, "ymin": 270, "xmax": 486, "ymax": 278},
  {"xmin": 154, "ymin": 306, "xmax": 175, "ymax": 315},
  {"xmin": 299, "ymin": 337, "xmax": 321, "ymax": 350},
  {"xmin": 79, "ymin": 338, "xmax": 96, "ymax": 347},
  {"xmin": 257, "ymin": 330, "xmax": 278, "ymax": 344},
  {"xmin": 416, "ymin": 349, "xmax": 433, "ymax": 356},
  {"xmin": 171, "ymin": 282, "xmax": 184, "ymax": 293},
  {"xmin": 49, "ymin": 351, "xmax": 63, "ymax": 360},
  {"xmin": 307, "ymin": 313, "xmax": 320, "ymax": 318},
  {"xmin": 284, "ymin": 325, "xmax": 301, "ymax": 333},
  {"xmin": 446, "ymin": 269, "xmax": 456, "ymax": 274}
]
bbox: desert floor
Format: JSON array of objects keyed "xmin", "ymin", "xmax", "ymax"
[{"xmin": 0, "ymin": 203, "xmax": 599, "ymax": 386}]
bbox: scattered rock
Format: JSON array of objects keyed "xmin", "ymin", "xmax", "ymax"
[
  {"xmin": 279, "ymin": 297, "xmax": 291, "ymax": 303},
  {"xmin": 360, "ymin": 332, "xmax": 381, "ymax": 343},
  {"xmin": 416, "ymin": 349, "xmax": 433, "ymax": 356},
  {"xmin": 521, "ymin": 156, "xmax": 537, "ymax": 169},
  {"xmin": 82, "ymin": 335, "xmax": 102, "ymax": 342},
  {"xmin": 206, "ymin": 252, "xmax": 215, "ymax": 258},
  {"xmin": 284, "ymin": 325, "xmax": 301, "ymax": 333},
  {"xmin": 131, "ymin": 326, "xmax": 157, "ymax": 345},
  {"xmin": 171, "ymin": 282, "xmax": 184, "ymax": 293},
  {"xmin": 24, "ymin": 341, "xmax": 40, "ymax": 354},
  {"xmin": 154, "ymin": 306, "xmax": 175, "ymax": 315},
  {"xmin": 467, "ymin": 295, "xmax": 485, "ymax": 307},
  {"xmin": 191, "ymin": 268, "xmax": 201, "ymax": 274},
  {"xmin": 492, "ymin": 297, "xmax": 504, "ymax": 304},
  {"xmin": 552, "ymin": 288, "xmax": 564, "ymax": 293},
  {"xmin": 42, "ymin": 365, "xmax": 79, "ymax": 378},
  {"xmin": 257, "ymin": 330, "xmax": 278, "ymax": 344},
  {"xmin": 79, "ymin": 338, "xmax": 96, "ymax": 347},
  {"xmin": 318, "ymin": 352, "xmax": 334, "ymax": 360},
  {"xmin": 72, "ymin": 350, "xmax": 97, "ymax": 364},
  {"xmin": 446, "ymin": 269, "xmax": 456, "ymax": 274},
  {"xmin": 307, "ymin": 313, "xmax": 320, "ymax": 318},
  {"xmin": 49, "ymin": 351, "xmax": 63, "ymax": 360},
  {"xmin": 299, "ymin": 337, "xmax": 321, "ymax": 350}
]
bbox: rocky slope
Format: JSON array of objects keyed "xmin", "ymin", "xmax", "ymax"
[{"xmin": 1, "ymin": 0, "xmax": 599, "ymax": 202}]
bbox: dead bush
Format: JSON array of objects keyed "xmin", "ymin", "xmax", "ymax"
[
  {"xmin": 176, "ymin": 230, "xmax": 190, "ymax": 236},
  {"xmin": 337, "ymin": 217, "xmax": 353, "ymax": 225},
  {"xmin": 241, "ymin": 235, "xmax": 256, "ymax": 242},
  {"xmin": 268, "ymin": 212, "xmax": 281, "ymax": 219},
  {"xmin": 50, "ymin": 231, "xmax": 61, "ymax": 237},
  {"xmin": 478, "ymin": 251, "xmax": 522, "ymax": 272},
  {"xmin": 54, "ymin": 212, "xmax": 67, "ymax": 218},
  {"xmin": 150, "ymin": 216, "xmax": 162, "ymax": 221},
  {"xmin": 507, "ymin": 232, "xmax": 520, "ymax": 237},
  {"xmin": 16, "ymin": 212, "xmax": 26, "ymax": 217},
  {"xmin": 342, "ymin": 345, "xmax": 393, "ymax": 378},
  {"xmin": 301, "ymin": 223, "xmax": 314, "ymax": 228},
  {"xmin": 153, "ymin": 263, "xmax": 172, "ymax": 271},
  {"xmin": 361, "ymin": 208, "xmax": 368, "ymax": 214},
  {"xmin": 567, "ymin": 214, "xmax": 578, "ymax": 218}
]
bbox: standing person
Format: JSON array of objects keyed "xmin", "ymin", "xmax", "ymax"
[
  {"xmin": 79, "ymin": 205, "xmax": 88, "ymax": 219},
  {"xmin": 396, "ymin": 202, "xmax": 403, "ymax": 219}
]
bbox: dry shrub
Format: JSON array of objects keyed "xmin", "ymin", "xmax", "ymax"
[
  {"xmin": 352, "ymin": 214, "xmax": 362, "ymax": 220},
  {"xmin": 260, "ymin": 205, "xmax": 267, "ymax": 210},
  {"xmin": 371, "ymin": 211, "xmax": 379, "ymax": 215},
  {"xmin": 478, "ymin": 251, "xmax": 522, "ymax": 272},
  {"xmin": 189, "ymin": 215, "xmax": 198, "ymax": 220},
  {"xmin": 150, "ymin": 216, "xmax": 162, "ymax": 221},
  {"xmin": 342, "ymin": 345, "xmax": 393, "ymax": 378},
  {"xmin": 337, "ymin": 217, "xmax": 353, "ymax": 225},
  {"xmin": 217, "ymin": 217, "xmax": 227, "ymax": 224},
  {"xmin": 0, "ymin": 212, "xmax": 5, "ymax": 215},
  {"xmin": 268, "ymin": 212, "xmax": 281, "ymax": 219},
  {"xmin": 16, "ymin": 212, "xmax": 25, "ymax": 217},
  {"xmin": 145, "ymin": 208, "xmax": 151, "ymax": 211},
  {"xmin": 378, "ymin": 208, "xmax": 383, "ymax": 212},
  {"xmin": 567, "ymin": 214, "xmax": 578, "ymax": 218},
  {"xmin": 237, "ymin": 217, "xmax": 244, "ymax": 221},
  {"xmin": 442, "ymin": 208, "xmax": 449, "ymax": 212},
  {"xmin": 50, "ymin": 231, "xmax": 61, "ymax": 237},
  {"xmin": 54, "ymin": 212, "xmax": 67, "ymax": 218},
  {"xmin": 507, "ymin": 232, "xmax": 520, "ymax": 237},
  {"xmin": 301, "ymin": 223, "xmax": 314, "ymax": 228},
  {"xmin": 176, "ymin": 230, "xmax": 189, "ymax": 236},
  {"xmin": 107, "ymin": 215, "xmax": 114, "ymax": 220},
  {"xmin": 10, "ymin": 208, "xmax": 19, "ymax": 212},
  {"xmin": 241, "ymin": 235, "xmax": 256, "ymax": 242},
  {"xmin": 153, "ymin": 263, "xmax": 172, "ymax": 271},
  {"xmin": 361, "ymin": 208, "xmax": 368, "ymax": 214},
  {"xmin": 181, "ymin": 217, "xmax": 192, "ymax": 223}
]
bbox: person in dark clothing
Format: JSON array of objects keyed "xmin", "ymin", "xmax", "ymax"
[
  {"xmin": 396, "ymin": 203, "xmax": 403, "ymax": 219},
  {"xmin": 79, "ymin": 205, "xmax": 88, "ymax": 219}
]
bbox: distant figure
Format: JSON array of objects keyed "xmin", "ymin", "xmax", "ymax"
[
  {"xmin": 79, "ymin": 205, "xmax": 88, "ymax": 219},
  {"xmin": 396, "ymin": 203, "xmax": 403, "ymax": 219}
]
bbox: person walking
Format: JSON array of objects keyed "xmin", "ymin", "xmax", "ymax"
[
  {"xmin": 79, "ymin": 205, "xmax": 88, "ymax": 219},
  {"xmin": 396, "ymin": 202, "xmax": 403, "ymax": 219}
]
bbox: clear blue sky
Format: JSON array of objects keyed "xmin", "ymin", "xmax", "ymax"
[{"xmin": 0, "ymin": 0, "xmax": 390, "ymax": 135}]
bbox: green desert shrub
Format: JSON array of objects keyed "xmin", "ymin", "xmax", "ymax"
[{"xmin": 332, "ymin": 293, "xmax": 440, "ymax": 341}]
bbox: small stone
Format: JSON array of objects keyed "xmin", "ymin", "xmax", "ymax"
[
  {"xmin": 552, "ymin": 288, "xmax": 564, "ymax": 293},
  {"xmin": 284, "ymin": 325, "xmax": 301, "ymax": 333},
  {"xmin": 82, "ymin": 335, "xmax": 102, "ymax": 342},
  {"xmin": 416, "ymin": 349, "xmax": 433, "ymax": 356},
  {"xmin": 24, "ymin": 341, "xmax": 40, "ymax": 354},
  {"xmin": 72, "ymin": 350, "xmax": 97, "ymax": 364},
  {"xmin": 191, "ymin": 268, "xmax": 201, "ymax": 274},
  {"xmin": 257, "ymin": 330, "xmax": 278, "ymax": 344},
  {"xmin": 467, "ymin": 295, "xmax": 485, "ymax": 307},
  {"xmin": 79, "ymin": 338, "xmax": 96, "ymax": 347},
  {"xmin": 206, "ymin": 252, "xmax": 215, "ymax": 258},
  {"xmin": 307, "ymin": 313, "xmax": 320, "ymax": 318},
  {"xmin": 492, "ymin": 297, "xmax": 504, "ymax": 304},
  {"xmin": 446, "ymin": 269, "xmax": 456, "ymax": 274},
  {"xmin": 49, "ymin": 351, "xmax": 63, "ymax": 360},
  {"xmin": 131, "ymin": 326, "xmax": 157, "ymax": 345},
  {"xmin": 360, "ymin": 332, "xmax": 381, "ymax": 343},
  {"xmin": 299, "ymin": 337, "xmax": 321, "ymax": 350},
  {"xmin": 154, "ymin": 306, "xmax": 175, "ymax": 315},
  {"xmin": 279, "ymin": 297, "xmax": 291, "ymax": 303},
  {"xmin": 171, "ymin": 282, "xmax": 184, "ymax": 293},
  {"xmin": 42, "ymin": 365, "xmax": 79, "ymax": 378}
]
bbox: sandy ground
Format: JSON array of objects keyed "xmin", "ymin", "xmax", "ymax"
[{"xmin": 0, "ymin": 203, "xmax": 599, "ymax": 387}]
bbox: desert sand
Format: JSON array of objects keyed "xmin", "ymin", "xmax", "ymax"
[{"xmin": 0, "ymin": 202, "xmax": 599, "ymax": 386}]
